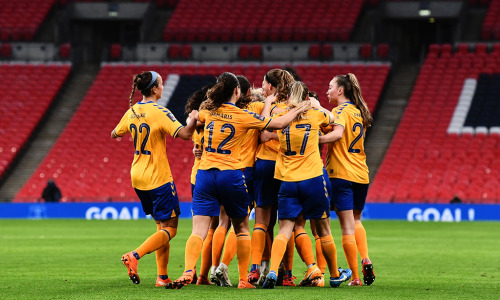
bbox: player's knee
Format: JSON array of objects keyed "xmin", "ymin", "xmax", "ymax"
[{"xmin": 162, "ymin": 227, "xmax": 177, "ymax": 241}]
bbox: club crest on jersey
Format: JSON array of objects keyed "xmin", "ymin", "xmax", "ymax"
[
  {"xmin": 253, "ymin": 113, "xmax": 265, "ymax": 121},
  {"xmin": 166, "ymin": 112, "xmax": 177, "ymax": 122}
]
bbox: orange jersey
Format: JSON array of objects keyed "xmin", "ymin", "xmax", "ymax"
[
  {"xmin": 113, "ymin": 101, "xmax": 184, "ymax": 190},
  {"xmin": 326, "ymin": 102, "xmax": 369, "ymax": 184},
  {"xmin": 198, "ymin": 103, "xmax": 272, "ymax": 170},
  {"xmin": 239, "ymin": 101, "xmax": 265, "ymax": 167},
  {"xmin": 255, "ymin": 100, "xmax": 288, "ymax": 161},
  {"xmin": 275, "ymin": 108, "xmax": 331, "ymax": 181},
  {"xmin": 190, "ymin": 127, "xmax": 204, "ymax": 185}
]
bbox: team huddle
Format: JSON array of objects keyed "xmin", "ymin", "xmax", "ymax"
[{"xmin": 111, "ymin": 67, "xmax": 375, "ymax": 290}]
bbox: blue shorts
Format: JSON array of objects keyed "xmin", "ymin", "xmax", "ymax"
[
  {"xmin": 244, "ymin": 167, "xmax": 256, "ymax": 210},
  {"xmin": 322, "ymin": 168, "xmax": 333, "ymax": 209},
  {"xmin": 193, "ymin": 169, "xmax": 250, "ymax": 219},
  {"xmin": 277, "ymin": 174, "xmax": 331, "ymax": 220},
  {"xmin": 135, "ymin": 181, "xmax": 181, "ymax": 220},
  {"xmin": 330, "ymin": 178, "xmax": 369, "ymax": 211},
  {"xmin": 254, "ymin": 159, "xmax": 281, "ymax": 207}
]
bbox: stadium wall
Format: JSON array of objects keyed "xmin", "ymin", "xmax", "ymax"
[{"xmin": 1, "ymin": 203, "xmax": 499, "ymax": 222}]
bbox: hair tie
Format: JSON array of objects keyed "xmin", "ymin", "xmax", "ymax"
[{"xmin": 146, "ymin": 71, "xmax": 158, "ymax": 90}]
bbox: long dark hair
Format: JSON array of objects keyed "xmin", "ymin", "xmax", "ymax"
[
  {"xmin": 334, "ymin": 73, "xmax": 373, "ymax": 127},
  {"xmin": 200, "ymin": 72, "xmax": 240, "ymax": 111},
  {"xmin": 185, "ymin": 84, "xmax": 214, "ymax": 115},
  {"xmin": 129, "ymin": 71, "xmax": 159, "ymax": 119},
  {"xmin": 235, "ymin": 75, "xmax": 252, "ymax": 109}
]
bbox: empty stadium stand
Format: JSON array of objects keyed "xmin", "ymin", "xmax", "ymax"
[
  {"xmin": 368, "ymin": 43, "xmax": 500, "ymax": 204},
  {"xmin": 0, "ymin": 0, "xmax": 56, "ymax": 41},
  {"xmin": 0, "ymin": 63, "xmax": 71, "ymax": 178},
  {"xmin": 163, "ymin": 0, "xmax": 364, "ymax": 43},
  {"xmin": 15, "ymin": 62, "xmax": 389, "ymax": 203}
]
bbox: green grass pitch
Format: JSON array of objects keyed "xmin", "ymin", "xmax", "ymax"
[{"xmin": 1, "ymin": 219, "xmax": 498, "ymax": 299}]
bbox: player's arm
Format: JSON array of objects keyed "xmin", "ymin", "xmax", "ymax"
[
  {"xmin": 111, "ymin": 129, "xmax": 122, "ymax": 139},
  {"xmin": 260, "ymin": 131, "xmax": 278, "ymax": 143},
  {"xmin": 176, "ymin": 110, "xmax": 198, "ymax": 140},
  {"xmin": 319, "ymin": 125, "xmax": 344, "ymax": 144},
  {"xmin": 310, "ymin": 97, "xmax": 335, "ymax": 122},
  {"xmin": 261, "ymin": 94, "xmax": 277, "ymax": 117},
  {"xmin": 267, "ymin": 101, "xmax": 311, "ymax": 130}
]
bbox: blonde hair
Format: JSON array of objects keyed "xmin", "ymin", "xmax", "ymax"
[
  {"xmin": 250, "ymin": 88, "xmax": 265, "ymax": 102},
  {"xmin": 288, "ymin": 81, "xmax": 309, "ymax": 121},
  {"xmin": 334, "ymin": 73, "xmax": 373, "ymax": 127}
]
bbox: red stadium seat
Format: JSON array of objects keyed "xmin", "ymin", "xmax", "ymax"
[
  {"xmin": 0, "ymin": 43, "xmax": 12, "ymax": 58},
  {"xmin": 377, "ymin": 43, "xmax": 389, "ymax": 58},
  {"xmin": 168, "ymin": 44, "xmax": 181, "ymax": 59},
  {"xmin": 250, "ymin": 45, "xmax": 262, "ymax": 59},
  {"xmin": 360, "ymin": 44, "xmax": 372, "ymax": 59},
  {"xmin": 110, "ymin": 44, "xmax": 122, "ymax": 59},
  {"xmin": 308, "ymin": 44, "xmax": 320, "ymax": 59},
  {"xmin": 238, "ymin": 45, "xmax": 251, "ymax": 59},
  {"xmin": 59, "ymin": 43, "xmax": 71, "ymax": 59},
  {"xmin": 321, "ymin": 44, "xmax": 333, "ymax": 59},
  {"xmin": 180, "ymin": 44, "xmax": 192, "ymax": 59}
]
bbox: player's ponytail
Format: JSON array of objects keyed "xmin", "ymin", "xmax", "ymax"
[
  {"xmin": 201, "ymin": 72, "xmax": 240, "ymax": 111},
  {"xmin": 265, "ymin": 69, "xmax": 295, "ymax": 102},
  {"xmin": 335, "ymin": 73, "xmax": 373, "ymax": 128},
  {"xmin": 288, "ymin": 81, "xmax": 309, "ymax": 121},
  {"xmin": 235, "ymin": 75, "xmax": 252, "ymax": 109}
]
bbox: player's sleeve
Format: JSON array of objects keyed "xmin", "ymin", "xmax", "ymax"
[
  {"xmin": 198, "ymin": 109, "xmax": 209, "ymax": 124},
  {"xmin": 161, "ymin": 108, "xmax": 184, "ymax": 138},
  {"xmin": 318, "ymin": 109, "xmax": 331, "ymax": 127},
  {"xmin": 333, "ymin": 108, "xmax": 346, "ymax": 128},
  {"xmin": 241, "ymin": 110, "xmax": 272, "ymax": 130},
  {"xmin": 249, "ymin": 101, "xmax": 265, "ymax": 114},
  {"xmin": 113, "ymin": 110, "xmax": 130, "ymax": 137}
]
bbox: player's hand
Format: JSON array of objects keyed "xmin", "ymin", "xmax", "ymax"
[
  {"xmin": 189, "ymin": 110, "xmax": 199, "ymax": 121},
  {"xmin": 193, "ymin": 144, "xmax": 203, "ymax": 158},
  {"xmin": 264, "ymin": 94, "xmax": 277, "ymax": 104}
]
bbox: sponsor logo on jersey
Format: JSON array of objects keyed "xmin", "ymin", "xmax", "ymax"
[
  {"xmin": 253, "ymin": 113, "xmax": 265, "ymax": 121},
  {"xmin": 167, "ymin": 112, "xmax": 177, "ymax": 122}
]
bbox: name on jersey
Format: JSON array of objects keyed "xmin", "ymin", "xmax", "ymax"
[
  {"xmin": 354, "ymin": 113, "xmax": 361, "ymax": 118},
  {"xmin": 210, "ymin": 112, "xmax": 233, "ymax": 119},
  {"xmin": 131, "ymin": 113, "xmax": 146, "ymax": 119}
]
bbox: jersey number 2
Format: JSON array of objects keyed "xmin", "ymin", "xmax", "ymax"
[
  {"xmin": 205, "ymin": 121, "xmax": 235, "ymax": 154},
  {"xmin": 348, "ymin": 122, "xmax": 364, "ymax": 153},
  {"xmin": 130, "ymin": 123, "xmax": 151, "ymax": 155}
]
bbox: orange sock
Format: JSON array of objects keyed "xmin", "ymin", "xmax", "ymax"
[
  {"xmin": 342, "ymin": 235, "xmax": 359, "ymax": 279},
  {"xmin": 315, "ymin": 235, "xmax": 327, "ymax": 274},
  {"xmin": 221, "ymin": 229, "xmax": 237, "ymax": 266},
  {"xmin": 283, "ymin": 232, "xmax": 294, "ymax": 271},
  {"xmin": 250, "ymin": 223, "xmax": 267, "ymax": 265},
  {"xmin": 211, "ymin": 226, "xmax": 227, "ymax": 267},
  {"xmin": 155, "ymin": 224, "xmax": 170, "ymax": 276},
  {"xmin": 184, "ymin": 234, "xmax": 204, "ymax": 271},
  {"xmin": 236, "ymin": 233, "xmax": 251, "ymax": 281},
  {"xmin": 355, "ymin": 222, "xmax": 369, "ymax": 260},
  {"xmin": 294, "ymin": 229, "xmax": 315, "ymax": 266},
  {"xmin": 320, "ymin": 235, "xmax": 339, "ymax": 278},
  {"xmin": 262, "ymin": 231, "xmax": 272, "ymax": 261},
  {"xmin": 200, "ymin": 229, "xmax": 214, "ymax": 277},
  {"xmin": 135, "ymin": 227, "xmax": 173, "ymax": 257},
  {"xmin": 269, "ymin": 234, "xmax": 288, "ymax": 273}
]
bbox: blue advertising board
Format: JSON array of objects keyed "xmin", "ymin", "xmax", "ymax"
[{"xmin": 1, "ymin": 202, "xmax": 499, "ymax": 221}]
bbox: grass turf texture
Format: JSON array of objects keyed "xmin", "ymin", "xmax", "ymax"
[{"xmin": 1, "ymin": 219, "xmax": 498, "ymax": 299}]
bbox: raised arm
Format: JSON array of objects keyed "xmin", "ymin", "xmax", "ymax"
[
  {"xmin": 267, "ymin": 101, "xmax": 311, "ymax": 130},
  {"xmin": 176, "ymin": 110, "xmax": 198, "ymax": 140}
]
